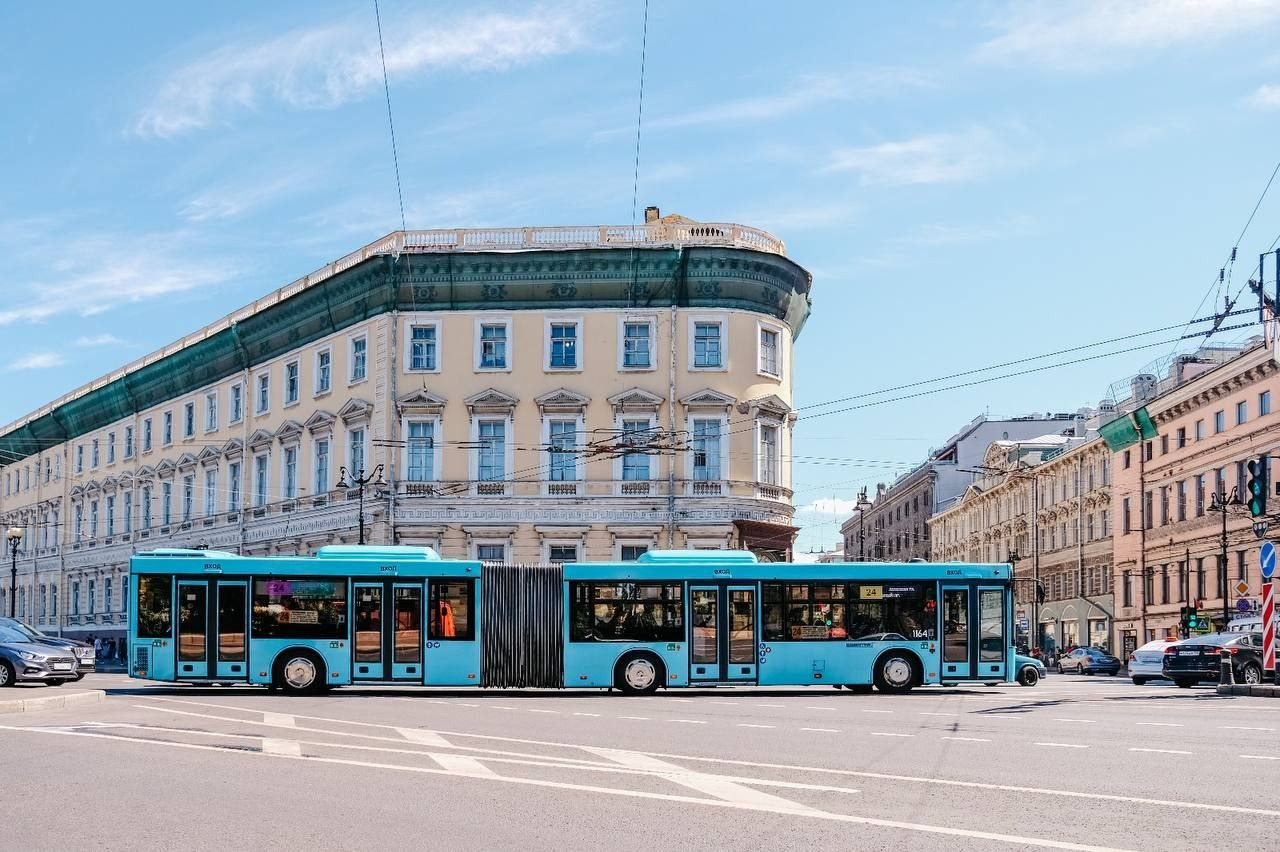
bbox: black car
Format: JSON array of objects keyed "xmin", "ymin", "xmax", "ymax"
[
  {"xmin": 1162, "ymin": 632, "xmax": 1261, "ymax": 687},
  {"xmin": 0, "ymin": 618, "xmax": 95, "ymax": 678}
]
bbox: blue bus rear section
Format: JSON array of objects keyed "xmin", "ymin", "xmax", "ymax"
[{"xmin": 129, "ymin": 546, "xmax": 1012, "ymax": 694}]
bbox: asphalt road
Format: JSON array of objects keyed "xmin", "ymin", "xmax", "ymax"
[{"xmin": 3, "ymin": 674, "xmax": 1278, "ymax": 851}]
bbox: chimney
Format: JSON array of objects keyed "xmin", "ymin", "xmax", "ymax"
[{"xmin": 644, "ymin": 206, "xmax": 660, "ymax": 223}]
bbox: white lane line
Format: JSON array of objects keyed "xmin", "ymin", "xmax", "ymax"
[
  {"xmin": 5, "ymin": 726, "xmax": 1129, "ymax": 852},
  {"xmin": 668, "ymin": 719, "xmax": 707, "ymax": 725},
  {"xmin": 755, "ymin": 703, "xmax": 785, "ymax": 708},
  {"xmin": 860, "ymin": 709, "xmax": 893, "ymax": 714},
  {"xmin": 457, "ymin": 703, "xmax": 480, "ymax": 708},
  {"xmin": 737, "ymin": 724, "xmax": 776, "ymax": 729},
  {"xmin": 919, "ymin": 712, "xmax": 959, "ymax": 717},
  {"xmin": 1035, "ymin": 742, "xmax": 1089, "ymax": 749},
  {"xmin": 1053, "ymin": 718, "xmax": 1095, "ymax": 724},
  {"xmin": 667, "ymin": 698, "xmax": 696, "ymax": 703},
  {"xmin": 261, "ymin": 738, "xmax": 302, "ymax": 756},
  {"xmin": 492, "ymin": 706, "xmax": 520, "ymax": 711},
  {"xmin": 262, "ymin": 712, "xmax": 296, "ymax": 728},
  {"xmin": 941, "ymin": 736, "xmax": 990, "ymax": 743},
  {"xmin": 1136, "ymin": 722, "xmax": 1182, "ymax": 728},
  {"xmin": 396, "ymin": 728, "xmax": 451, "ymax": 747},
  {"xmin": 870, "ymin": 732, "xmax": 913, "ymax": 738},
  {"xmin": 524, "ymin": 708, "xmax": 558, "ymax": 715},
  {"xmin": 708, "ymin": 701, "xmax": 741, "ymax": 706},
  {"xmin": 573, "ymin": 712, "xmax": 602, "ymax": 718},
  {"xmin": 1220, "ymin": 726, "xmax": 1275, "ymax": 732},
  {"xmin": 1241, "ymin": 754, "xmax": 1280, "ymax": 761},
  {"xmin": 1129, "ymin": 748, "xmax": 1192, "ymax": 755},
  {"xmin": 805, "ymin": 706, "xmax": 837, "ymax": 711},
  {"xmin": 619, "ymin": 716, "xmax": 650, "ymax": 721},
  {"xmin": 800, "ymin": 728, "xmax": 840, "ymax": 733},
  {"xmin": 428, "ymin": 753, "xmax": 499, "ymax": 777}
]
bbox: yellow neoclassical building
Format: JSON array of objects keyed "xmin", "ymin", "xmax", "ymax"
[{"xmin": 0, "ymin": 214, "xmax": 813, "ymax": 641}]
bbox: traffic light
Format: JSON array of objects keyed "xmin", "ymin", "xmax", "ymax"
[
  {"xmin": 1179, "ymin": 605, "xmax": 1202, "ymax": 634},
  {"xmin": 1247, "ymin": 457, "xmax": 1268, "ymax": 517}
]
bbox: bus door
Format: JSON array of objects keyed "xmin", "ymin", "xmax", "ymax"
[
  {"xmin": 976, "ymin": 585, "xmax": 1009, "ymax": 681},
  {"xmin": 176, "ymin": 580, "xmax": 209, "ymax": 679},
  {"xmin": 353, "ymin": 582, "xmax": 386, "ymax": 680},
  {"xmin": 689, "ymin": 585, "xmax": 758, "ymax": 683},
  {"xmin": 940, "ymin": 585, "xmax": 973, "ymax": 680},
  {"xmin": 214, "ymin": 581, "xmax": 248, "ymax": 680},
  {"xmin": 940, "ymin": 584, "xmax": 1010, "ymax": 682},
  {"xmin": 391, "ymin": 583, "xmax": 424, "ymax": 681}
]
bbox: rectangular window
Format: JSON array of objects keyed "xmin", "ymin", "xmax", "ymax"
[
  {"xmin": 620, "ymin": 544, "xmax": 648, "ymax": 561},
  {"xmin": 548, "ymin": 322, "xmax": 578, "ymax": 368},
  {"xmin": 228, "ymin": 461, "xmax": 241, "ymax": 512},
  {"xmin": 1195, "ymin": 474, "xmax": 1206, "ymax": 517},
  {"xmin": 182, "ymin": 475, "xmax": 194, "ymax": 522},
  {"xmin": 1143, "ymin": 491, "xmax": 1153, "ymax": 530},
  {"xmin": 623, "ymin": 322, "xmax": 651, "ymax": 368},
  {"xmin": 1261, "ymin": 391, "xmax": 1273, "ymax": 416},
  {"xmin": 1122, "ymin": 450, "xmax": 1131, "ymax": 470},
  {"xmin": 90, "ymin": 500, "xmax": 99, "ymax": 538},
  {"xmin": 1176, "ymin": 426, "xmax": 1186, "ymax": 449},
  {"xmin": 76, "ymin": 444, "xmax": 84, "ymax": 473},
  {"xmin": 1214, "ymin": 410, "xmax": 1225, "ymax": 433},
  {"xmin": 124, "ymin": 426, "xmax": 134, "ymax": 459},
  {"xmin": 1196, "ymin": 558, "xmax": 1206, "ymax": 599},
  {"xmin": 122, "ymin": 493, "xmax": 131, "ymax": 534},
  {"xmin": 314, "ymin": 439, "xmax": 330, "ymax": 494},
  {"xmin": 162, "ymin": 482, "xmax": 173, "ymax": 526},
  {"xmin": 72, "ymin": 581, "xmax": 80, "ymax": 616},
  {"xmin": 548, "ymin": 545, "xmax": 578, "ymax": 564},
  {"xmin": 137, "ymin": 576, "xmax": 172, "ymax": 638},
  {"xmin": 1195, "ymin": 419, "xmax": 1205, "ymax": 441},
  {"xmin": 315, "ymin": 351, "xmax": 331, "ymax": 394},
  {"xmin": 218, "ymin": 585, "xmax": 247, "ymax": 663},
  {"xmin": 621, "ymin": 419, "xmax": 651, "ymax": 481},
  {"xmin": 477, "ymin": 420, "xmax": 505, "ymax": 480},
  {"xmin": 1122, "ymin": 571, "xmax": 1132, "ymax": 607},
  {"xmin": 479, "ymin": 324, "xmax": 507, "ymax": 369},
  {"xmin": 91, "ymin": 439, "xmax": 100, "ymax": 469},
  {"xmin": 979, "ymin": 589, "xmax": 1004, "ymax": 662},
  {"xmin": 476, "ymin": 544, "xmax": 505, "ymax": 563},
  {"xmin": 548, "ymin": 420, "xmax": 577, "ymax": 481},
  {"xmin": 1176, "ymin": 480, "xmax": 1187, "ymax": 521},
  {"xmin": 1237, "ymin": 549, "xmax": 1247, "ymax": 581},
  {"xmin": 143, "ymin": 418, "xmax": 153, "ymax": 452},
  {"xmin": 759, "ymin": 327, "xmax": 780, "ymax": 376},
  {"xmin": 693, "ymin": 322, "xmax": 723, "ymax": 368},
  {"xmin": 1122, "ymin": 497, "xmax": 1131, "ymax": 534},
  {"xmin": 205, "ymin": 469, "xmax": 217, "ymax": 515},
  {"xmin": 106, "ymin": 433, "xmax": 116, "ymax": 465},
  {"xmin": 252, "ymin": 579, "xmax": 347, "ymax": 639},
  {"xmin": 758, "ymin": 424, "xmax": 779, "ymax": 485},
  {"xmin": 1160, "ymin": 434, "xmax": 1168, "ymax": 455},
  {"xmin": 691, "ymin": 418, "xmax": 722, "ymax": 481},
  {"xmin": 256, "ymin": 374, "xmax": 270, "ymax": 414},
  {"xmin": 283, "ymin": 446, "xmax": 298, "ymax": 499},
  {"xmin": 351, "ymin": 336, "xmax": 367, "ymax": 381},
  {"xmin": 429, "ymin": 580, "xmax": 474, "ymax": 640},
  {"xmin": 1237, "ymin": 400, "xmax": 1248, "ymax": 425},
  {"xmin": 105, "ymin": 495, "xmax": 115, "ymax": 537},
  {"xmin": 184, "ymin": 403, "xmax": 195, "ymax": 438},
  {"xmin": 230, "ymin": 384, "xmax": 243, "ymax": 423},
  {"xmin": 1161, "ymin": 566, "xmax": 1170, "ymax": 604},
  {"xmin": 285, "ymin": 361, "xmax": 299, "ymax": 404},
  {"xmin": 254, "ymin": 455, "xmax": 268, "ymax": 507},
  {"xmin": 410, "ymin": 326, "xmax": 437, "ymax": 371},
  {"xmin": 406, "ymin": 423, "xmax": 434, "ymax": 482},
  {"xmin": 570, "ymin": 582, "xmax": 684, "ymax": 642},
  {"xmin": 348, "ymin": 428, "xmax": 365, "ymax": 476},
  {"xmin": 142, "ymin": 486, "xmax": 152, "ymax": 530},
  {"xmin": 163, "ymin": 411, "xmax": 173, "ymax": 445},
  {"xmin": 206, "ymin": 392, "xmax": 217, "ymax": 431},
  {"xmin": 1160, "ymin": 487, "xmax": 1169, "ymax": 526}
]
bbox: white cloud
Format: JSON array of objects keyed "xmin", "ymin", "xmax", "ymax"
[
  {"xmin": 825, "ymin": 127, "xmax": 1021, "ymax": 186},
  {"xmin": 9, "ymin": 352, "xmax": 66, "ymax": 371},
  {"xmin": 1244, "ymin": 83, "xmax": 1280, "ymax": 109},
  {"xmin": 135, "ymin": 4, "xmax": 599, "ymax": 137},
  {"xmin": 976, "ymin": 0, "xmax": 1280, "ymax": 71},
  {"xmin": 180, "ymin": 175, "xmax": 303, "ymax": 222},
  {"xmin": 801, "ymin": 498, "xmax": 861, "ymax": 518},
  {"xmin": 74, "ymin": 334, "xmax": 128, "ymax": 347}
]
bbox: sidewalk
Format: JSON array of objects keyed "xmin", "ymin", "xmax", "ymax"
[
  {"xmin": 1217, "ymin": 683, "xmax": 1280, "ymax": 697},
  {"xmin": 0, "ymin": 689, "xmax": 105, "ymax": 714}
]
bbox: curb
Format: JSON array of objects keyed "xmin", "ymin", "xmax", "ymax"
[
  {"xmin": 1216, "ymin": 683, "xmax": 1280, "ymax": 698},
  {"xmin": 0, "ymin": 690, "xmax": 106, "ymax": 715}
]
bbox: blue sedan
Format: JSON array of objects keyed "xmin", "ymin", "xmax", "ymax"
[{"xmin": 1057, "ymin": 647, "xmax": 1123, "ymax": 675}]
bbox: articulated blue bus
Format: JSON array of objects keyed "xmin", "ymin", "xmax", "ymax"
[{"xmin": 128, "ymin": 546, "xmax": 1013, "ymax": 695}]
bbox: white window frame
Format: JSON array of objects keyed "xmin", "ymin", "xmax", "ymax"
[
  {"xmin": 76, "ymin": 444, "xmax": 84, "ymax": 474},
  {"xmin": 688, "ymin": 314, "xmax": 728, "ymax": 371},
  {"xmin": 544, "ymin": 315, "xmax": 583, "ymax": 372},
  {"xmin": 284, "ymin": 360, "xmax": 300, "ymax": 407},
  {"xmin": 615, "ymin": 540, "xmax": 653, "ymax": 561},
  {"xmin": 472, "ymin": 540, "xmax": 508, "ymax": 563},
  {"xmin": 687, "ymin": 413, "xmax": 728, "ymax": 482},
  {"xmin": 205, "ymin": 391, "xmax": 218, "ymax": 433},
  {"xmin": 312, "ymin": 436, "xmax": 331, "ymax": 496},
  {"xmin": 106, "ymin": 432, "xmax": 116, "ymax": 465},
  {"xmin": 229, "ymin": 383, "xmax": 244, "ymax": 424},
  {"xmin": 401, "ymin": 416, "xmax": 442, "ymax": 483},
  {"xmin": 757, "ymin": 321, "xmax": 783, "ymax": 379},
  {"xmin": 314, "ymin": 348, "xmax": 332, "ymax": 395},
  {"xmin": 163, "ymin": 410, "xmax": 174, "ymax": 446},
  {"xmin": 227, "ymin": 461, "xmax": 241, "ymax": 512},
  {"xmin": 121, "ymin": 494, "xmax": 131, "ymax": 535},
  {"xmin": 755, "ymin": 419, "xmax": 782, "ymax": 486},
  {"xmin": 405, "ymin": 319, "xmax": 441, "ymax": 373},
  {"xmin": 255, "ymin": 373, "xmax": 270, "ymax": 415},
  {"xmin": 470, "ymin": 415, "xmax": 513, "ymax": 482},
  {"xmin": 347, "ymin": 426, "xmax": 368, "ymax": 476},
  {"xmin": 349, "ymin": 333, "xmax": 368, "ymax": 384},
  {"xmin": 183, "ymin": 402, "xmax": 195, "ymax": 439},
  {"xmin": 543, "ymin": 540, "xmax": 581, "ymax": 564},
  {"xmin": 161, "ymin": 481, "xmax": 173, "ymax": 527},
  {"xmin": 91, "ymin": 438, "xmax": 100, "ymax": 469},
  {"xmin": 474, "ymin": 317, "xmax": 512, "ymax": 372},
  {"xmin": 204, "ymin": 467, "xmax": 218, "ymax": 516},
  {"xmin": 613, "ymin": 414, "xmax": 656, "ymax": 483},
  {"xmin": 543, "ymin": 415, "xmax": 582, "ymax": 487},
  {"xmin": 281, "ymin": 443, "xmax": 299, "ymax": 500},
  {"xmin": 618, "ymin": 315, "xmax": 656, "ymax": 371},
  {"xmin": 253, "ymin": 453, "xmax": 269, "ymax": 507},
  {"xmin": 143, "ymin": 417, "xmax": 153, "ymax": 453},
  {"xmin": 105, "ymin": 495, "xmax": 115, "ymax": 537},
  {"xmin": 124, "ymin": 426, "xmax": 134, "ymax": 459},
  {"xmin": 181, "ymin": 474, "xmax": 195, "ymax": 522}
]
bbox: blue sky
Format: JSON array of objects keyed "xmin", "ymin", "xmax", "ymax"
[{"xmin": 3, "ymin": 1, "xmax": 1280, "ymax": 553}]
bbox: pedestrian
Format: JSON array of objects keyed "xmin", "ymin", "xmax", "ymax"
[{"xmin": 93, "ymin": 635, "xmax": 102, "ymax": 658}]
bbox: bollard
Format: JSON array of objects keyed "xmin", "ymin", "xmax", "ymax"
[{"xmin": 1219, "ymin": 650, "xmax": 1234, "ymax": 686}]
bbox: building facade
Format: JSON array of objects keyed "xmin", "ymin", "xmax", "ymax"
[
  {"xmin": 929, "ymin": 434, "xmax": 1115, "ymax": 652},
  {"xmin": 1111, "ymin": 340, "xmax": 1278, "ymax": 657},
  {"xmin": 0, "ymin": 216, "xmax": 812, "ymax": 642}
]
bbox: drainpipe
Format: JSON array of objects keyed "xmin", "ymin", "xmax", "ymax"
[
  {"xmin": 1139, "ymin": 442, "xmax": 1148, "ymax": 644},
  {"xmin": 666, "ymin": 250, "xmax": 684, "ymax": 549}
]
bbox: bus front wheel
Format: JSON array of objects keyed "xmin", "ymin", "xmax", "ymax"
[
  {"xmin": 873, "ymin": 652, "xmax": 918, "ymax": 695},
  {"xmin": 274, "ymin": 650, "xmax": 325, "ymax": 696},
  {"xmin": 615, "ymin": 652, "xmax": 664, "ymax": 696}
]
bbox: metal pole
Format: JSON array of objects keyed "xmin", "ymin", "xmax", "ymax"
[
  {"xmin": 8, "ymin": 541, "xmax": 15, "ymax": 618},
  {"xmin": 859, "ymin": 510, "xmax": 864, "ymax": 561},
  {"xmin": 1221, "ymin": 495, "xmax": 1229, "ymax": 631},
  {"xmin": 358, "ymin": 480, "xmax": 366, "ymax": 546}
]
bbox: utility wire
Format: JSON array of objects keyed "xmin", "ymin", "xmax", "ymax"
[{"xmin": 373, "ymin": 0, "xmax": 407, "ymax": 235}]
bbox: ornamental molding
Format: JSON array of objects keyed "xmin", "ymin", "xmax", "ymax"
[
  {"xmin": 101, "ymin": 476, "xmax": 119, "ymax": 491},
  {"xmin": 135, "ymin": 465, "xmax": 156, "ymax": 480},
  {"xmin": 465, "ymin": 388, "xmax": 519, "ymax": 415},
  {"xmin": 221, "ymin": 438, "xmax": 244, "ymax": 459},
  {"xmin": 304, "ymin": 410, "xmax": 337, "ymax": 434},
  {"xmin": 274, "ymin": 419, "xmax": 304, "ymax": 443},
  {"xmin": 607, "ymin": 387, "xmax": 665, "ymax": 413},
  {"xmin": 176, "ymin": 452, "xmax": 198, "ymax": 471},
  {"xmin": 155, "ymin": 459, "xmax": 176, "ymax": 478},
  {"xmin": 679, "ymin": 388, "xmax": 736, "ymax": 409},
  {"xmin": 197, "ymin": 445, "xmax": 222, "ymax": 465},
  {"xmin": 739, "ymin": 393, "xmax": 790, "ymax": 420},
  {"xmin": 117, "ymin": 472, "xmax": 134, "ymax": 487},
  {"xmin": 338, "ymin": 398, "xmax": 375, "ymax": 424},
  {"xmin": 396, "ymin": 390, "xmax": 447, "ymax": 416},
  {"xmin": 535, "ymin": 388, "xmax": 590, "ymax": 415},
  {"xmin": 247, "ymin": 429, "xmax": 274, "ymax": 451}
]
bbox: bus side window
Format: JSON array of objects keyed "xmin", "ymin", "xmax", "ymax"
[
  {"xmin": 137, "ymin": 576, "xmax": 173, "ymax": 638},
  {"xmin": 430, "ymin": 580, "xmax": 472, "ymax": 641}
]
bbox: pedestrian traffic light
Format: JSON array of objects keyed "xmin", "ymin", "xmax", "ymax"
[{"xmin": 1247, "ymin": 457, "xmax": 1268, "ymax": 517}]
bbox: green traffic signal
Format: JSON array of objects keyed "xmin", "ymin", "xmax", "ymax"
[{"xmin": 1247, "ymin": 458, "xmax": 1268, "ymax": 517}]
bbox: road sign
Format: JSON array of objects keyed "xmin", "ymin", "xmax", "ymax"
[
  {"xmin": 1262, "ymin": 541, "xmax": 1277, "ymax": 580},
  {"xmin": 1238, "ymin": 598, "xmax": 1252, "ymax": 612},
  {"xmin": 1254, "ymin": 521, "xmax": 1270, "ymax": 539},
  {"xmin": 1236, "ymin": 581, "xmax": 1251, "ymax": 596}
]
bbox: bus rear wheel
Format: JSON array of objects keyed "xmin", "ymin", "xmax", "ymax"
[
  {"xmin": 615, "ymin": 653, "xmax": 663, "ymax": 696},
  {"xmin": 274, "ymin": 650, "xmax": 325, "ymax": 696},
  {"xmin": 873, "ymin": 652, "xmax": 918, "ymax": 695}
]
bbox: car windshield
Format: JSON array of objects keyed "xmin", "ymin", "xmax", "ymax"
[
  {"xmin": 0, "ymin": 619, "xmax": 41, "ymax": 639},
  {"xmin": 0, "ymin": 625, "xmax": 32, "ymax": 643}
]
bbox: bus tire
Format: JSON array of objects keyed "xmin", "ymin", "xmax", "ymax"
[
  {"xmin": 274, "ymin": 649, "xmax": 325, "ymax": 696},
  {"xmin": 614, "ymin": 652, "xmax": 664, "ymax": 696},
  {"xmin": 872, "ymin": 651, "xmax": 918, "ymax": 695}
]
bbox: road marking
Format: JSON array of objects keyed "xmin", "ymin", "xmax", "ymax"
[
  {"xmin": 0, "ymin": 724, "xmax": 1131, "ymax": 852},
  {"xmin": 428, "ymin": 753, "xmax": 498, "ymax": 777},
  {"xmin": 668, "ymin": 719, "xmax": 707, "ymax": 725},
  {"xmin": 1220, "ymin": 726, "xmax": 1275, "ymax": 732},
  {"xmin": 1136, "ymin": 722, "xmax": 1182, "ymax": 728},
  {"xmin": 860, "ymin": 709, "xmax": 893, "ymax": 714},
  {"xmin": 492, "ymin": 706, "xmax": 521, "ymax": 711},
  {"xmin": 919, "ymin": 712, "xmax": 959, "ymax": 717},
  {"xmin": 755, "ymin": 703, "xmax": 785, "ymax": 708},
  {"xmin": 261, "ymin": 738, "xmax": 302, "ymax": 756},
  {"xmin": 800, "ymin": 728, "xmax": 840, "ymax": 733},
  {"xmin": 870, "ymin": 732, "xmax": 913, "ymax": 738},
  {"xmin": 1052, "ymin": 718, "xmax": 1095, "ymax": 723},
  {"xmin": 1128, "ymin": 748, "xmax": 1192, "ymax": 755},
  {"xmin": 805, "ymin": 706, "xmax": 837, "ymax": 711},
  {"xmin": 737, "ymin": 724, "xmax": 775, "ymax": 729},
  {"xmin": 262, "ymin": 712, "xmax": 295, "ymax": 728},
  {"xmin": 619, "ymin": 716, "xmax": 650, "ymax": 721},
  {"xmin": 1241, "ymin": 754, "xmax": 1280, "ymax": 761},
  {"xmin": 524, "ymin": 708, "xmax": 558, "ymax": 714},
  {"xmin": 1035, "ymin": 743, "xmax": 1088, "ymax": 749},
  {"xmin": 667, "ymin": 698, "xmax": 695, "ymax": 703},
  {"xmin": 396, "ymin": 728, "xmax": 451, "ymax": 747},
  {"xmin": 573, "ymin": 712, "xmax": 601, "ymax": 718},
  {"xmin": 707, "ymin": 701, "xmax": 741, "ymax": 706},
  {"xmin": 941, "ymin": 736, "xmax": 990, "ymax": 742}
]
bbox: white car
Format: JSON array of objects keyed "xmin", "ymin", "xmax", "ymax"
[{"xmin": 1128, "ymin": 639, "xmax": 1177, "ymax": 684}]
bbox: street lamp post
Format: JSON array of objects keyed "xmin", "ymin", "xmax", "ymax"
[
  {"xmin": 1208, "ymin": 487, "xmax": 1242, "ymax": 631},
  {"xmin": 6, "ymin": 526, "xmax": 23, "ymax": 618},
  {"xmin": 337, "ymin": 465, "xmax": 386, "ymax": 546},
  {"xmin": 855, "ymin": 489, "xmax": 871, "ymax": 561}
]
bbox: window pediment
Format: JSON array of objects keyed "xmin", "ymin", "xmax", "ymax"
[
  {"xmin": 465, "ymin": 388, "xmax": 518, "ymax": 415},
  {"xmin": 397, "ymin": 389, "xmax": 448, "ymax": 415},
  {"xmin": 221, "ymin": 438, "xmax": 244, "ymax": 460},
  {"xmin": 247, "ymin": 429, "xmax": 274, "ymax": 451},
  {"xmin": 740, "ymin": 393, "xmax": 790, "ymax": 419},
  {"xmin": 338, "ymin": 398, "xmax": 374, "ymax": 424},
  {"xmin": 135, "ymin": 465, "xmax": 156, "ymax": 480},
  {"xmin": 275, "ymin": 419, "xmax": 304, "ymax": 442},
  {"xmin": 70, "ymin": 484, "xmax": 85, "ymax": 498},
  {"xmin": 176, "ymin": 452, "xmax": 198, "ymax": 471},
  {"xmin": 304, "ymin": 410, "xmax": 336, "ymax": 434},
  {"xmin": 155, "ymin": 459, "xmax": 177, "ymax": 478},
  {"xmin": 607, "ymin": 387, "xmax": 664, "ymax": 413},
  {"xmin": 197, "ymin": 446, "xmax": 222, "ymax": 465},
  {"xmin": 680, "ymin": 388, "xmax": 736, "ymax": 409},
  {"xmin": 101, "ymin": 476, "xmax": 119, "ymax": 491},
  {"xmin": 535, "ymin": 388, "xmax": 589, "ymax": 415}
]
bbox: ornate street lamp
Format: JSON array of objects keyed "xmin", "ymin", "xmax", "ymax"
[
  {"xmin": 336, "ymin": 465, "xmax": 387, "ymax": 546},
  {"xmin": 6, "ymin": 526, "xmax": 23, "ymax": 618}
]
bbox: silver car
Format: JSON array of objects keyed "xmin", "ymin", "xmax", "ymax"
[
  {"xmin": 0, "ymin": 624, "xmax": 79, "ymax": 687},
  {"xmin": 1128, "ymin": 639, "xmax": 1176, "ymax": 684}
]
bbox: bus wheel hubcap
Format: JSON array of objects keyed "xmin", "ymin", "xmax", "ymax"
[
  {"xmin": 884, "ymin": 659, "xmax": 911, "ymax": 686},
  {"xmin": 284, "ymin": 658, "xmax": 316, "ymax": 689},
  {"xmin": 625, "ymin": 660, "xmax": 656, "ymax": 690}
]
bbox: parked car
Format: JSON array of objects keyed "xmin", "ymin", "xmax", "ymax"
[
  {"xmin": 1056, "ymin": 646, "xmax": 1123, "ymax": 675},
  {"xmin": 0, "ymin": 617, "xmax": 95, "ymax": 678},
  {"xmin": 0, "ymin": 624, "xmax": 78, "ymax": 687},
  {"xmin": 1128, "ymin": 639, "xmax": 1177, "ymax": 684},
  {"xmin": 1162, "ymin": 632, "xmax": 1263, "ymax": 687},
  {"xmin": 1015, "ymin": 654, "xmax": 1046, "ymax": 686}
]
